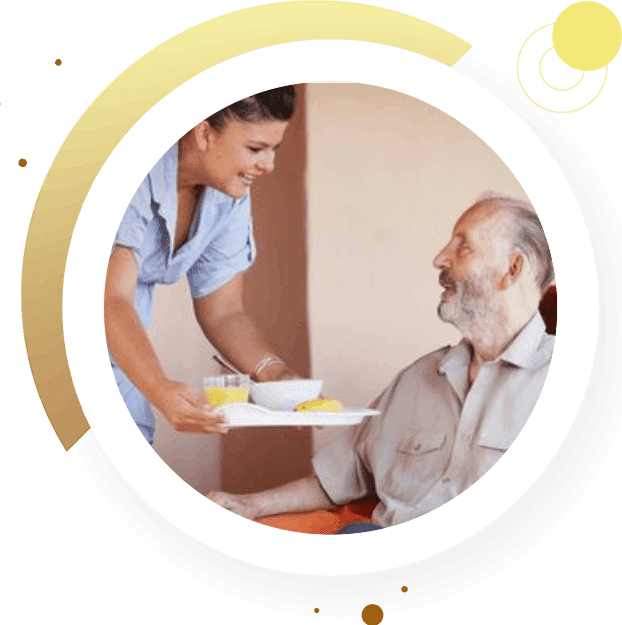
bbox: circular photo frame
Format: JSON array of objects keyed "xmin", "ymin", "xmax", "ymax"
[{"xmin": 53, "ymin": 41, "xmax": 620, "ymax": 616}]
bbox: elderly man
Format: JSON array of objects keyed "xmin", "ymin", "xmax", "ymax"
[{"xmin": 207, "ymin": 196, "xmax": 555, "ymax": 531}]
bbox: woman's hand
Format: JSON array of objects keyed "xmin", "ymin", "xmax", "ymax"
[
  {"xmin": 149, "ymin": 380, "xmax": 228, "ymax": 434},
  {"xmin": 265, "ymin": 363, "xmax": 303, "ymax": 382},
  {"xmin": 206, "ymin": 491, "xmax": 260, "ymax": 519},
  {"xmin": 106, "ymin": 247, "xmax": 224, "ymax": 434}
]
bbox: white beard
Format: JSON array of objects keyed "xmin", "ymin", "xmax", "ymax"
[{"xmin": 437, "ymin": 268, "xmax": 503, "ymax": 339}]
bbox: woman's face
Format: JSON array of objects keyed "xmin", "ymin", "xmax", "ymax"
[{"xmin": 200, "ymin": 118, "xmax": 289, "ymax": 199}]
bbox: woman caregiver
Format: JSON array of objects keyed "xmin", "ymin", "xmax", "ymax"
[{"xmin": 104, "ymin": 86, "xmax": 300, "ymax": 444}]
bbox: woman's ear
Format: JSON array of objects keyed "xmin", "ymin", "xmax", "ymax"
[
  {"xmin": 193, "ymin": 121, "xmax": 212, "ymax": 151},
  {"xmin": 500, "ymin": 251, "xmax": 524, "ymax": 289}
]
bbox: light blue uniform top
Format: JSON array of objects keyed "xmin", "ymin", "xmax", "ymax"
[{"xmin": 111, "ymin": 144, "xmax": 256, "ymax": 443}]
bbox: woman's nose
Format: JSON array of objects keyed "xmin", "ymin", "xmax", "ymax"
[{"xmin": 258, "ymin": 151, "xmax": 275, "ymax": 173}]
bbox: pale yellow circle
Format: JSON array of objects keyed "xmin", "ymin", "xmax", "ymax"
[{"xmin": 553, "ymin": 1, "xmax": 621, "ymax": 71}]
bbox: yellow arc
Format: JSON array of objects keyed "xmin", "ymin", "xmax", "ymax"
[{"xmin": 21, "ymin": 1, "xmax": 471, "ymax": 450}]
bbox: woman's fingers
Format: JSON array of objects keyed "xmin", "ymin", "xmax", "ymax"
[
  {"xmin": 174, "ymin": 400, "xmax": 228, "ymax": 433},
  {"xmin": 156, "ymin": 380, "xmax": 229, "ymax": 433}
]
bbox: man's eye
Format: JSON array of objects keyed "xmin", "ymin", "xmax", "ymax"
[{"xmin": 247, "ymin": 146, "xmax": 262, "ymax": 153}]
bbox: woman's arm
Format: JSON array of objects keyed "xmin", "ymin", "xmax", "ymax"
[
  {"xmin": 104, "ymin": 246, "xmax": 226, "ymax": 433},
  {"xmin": 206, "ymin": 475, "xmax": 335, "ymax": 520},
  {"xmin": 193, "ymin": 274, "xmax": 301, "ymax": 382}
]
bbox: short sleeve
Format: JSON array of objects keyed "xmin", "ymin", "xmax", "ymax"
[
  {"xmin": 187, "ymin": 195, "xmax": 256, "ymax": 299},
  {"xmin": 311, "ymin": 374, "xmax": 404, "ymax": 505},
  {"xmin": 312, "ymin": 420, "xmax": 376, "ymax": 505},
  {"xmin": 113, "ymin": 176, "xmax": 154, "ymax": 269}
]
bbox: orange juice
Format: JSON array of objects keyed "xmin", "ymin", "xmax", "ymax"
[{"xmin": 204, "ymin": 387, "xmax": 249, "ymax": 407}]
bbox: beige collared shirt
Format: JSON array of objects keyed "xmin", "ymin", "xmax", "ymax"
[{"xmin": 312, "ymin": 314, "xmax": 555, "ymax": 527}]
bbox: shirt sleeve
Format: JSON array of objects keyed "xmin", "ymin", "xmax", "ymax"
[
  {"xmin": 187, "ymin": 195, "xmax": 256, "ymax": 299},
  {"xmin": 311, "ymin": 374, "xmax": 404, "ymax": 506},
  {"xmin": 113, "ymin": 175, "xmax": 154, "ymax": 269},
  {"xmin": 312, "ymin": 422, "xmax": 375, "ymax": 505}
]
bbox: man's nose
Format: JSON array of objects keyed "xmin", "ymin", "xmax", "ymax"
[{"xmin": 433, "ymin": 245, "xmax": 450, "ymax": 269}]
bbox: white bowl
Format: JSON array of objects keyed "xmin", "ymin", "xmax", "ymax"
[{"xmin": 249, "ymin": 379, "xmax": 323, "ymax": 411}]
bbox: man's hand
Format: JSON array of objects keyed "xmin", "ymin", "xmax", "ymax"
[
  {"xmin": 149, "ymin": 380, "xmax": 228, "ymax": 434},
  {"xmin": 206, "ymin": 491, "xmax": 260, "ymax": 519},
  {"xmin": 207, "ymin": 476, "xmax": 335, "ymax": 519}
]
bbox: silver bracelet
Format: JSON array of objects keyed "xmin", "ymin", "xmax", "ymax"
[{"xmin": 253, "ymin": 355, "xmax": 284, "ymax": 379}]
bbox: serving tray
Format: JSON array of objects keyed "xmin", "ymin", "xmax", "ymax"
[{"xmin": 215, "ymin": 403, "xmax": 380, "ymax": 427}]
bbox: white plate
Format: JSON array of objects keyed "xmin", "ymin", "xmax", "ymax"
[{"xmin": 215, "ymin": 403, "xmax": 380, "ymax": 427}]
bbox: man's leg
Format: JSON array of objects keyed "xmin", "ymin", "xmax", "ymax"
[{"xmin": 334, "ymin": 522, "xmax": 383, "ymax": 534}]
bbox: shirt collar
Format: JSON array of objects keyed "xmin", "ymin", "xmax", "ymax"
[
  {"xmin": 438, "ymin": 312, "xmax": 547, "ymax": 376},
  {"xmin": 498, "ymin": 313, "xmax": 547, "ymax": 368},
  {"xmin": 149, "ymin": 143, "xmax": 178, "ymax": 225}
]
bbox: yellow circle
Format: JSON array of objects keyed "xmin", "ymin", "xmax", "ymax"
[{"xmin": 553, "ymin": 1, "xmax": 621, "ymax": 71}]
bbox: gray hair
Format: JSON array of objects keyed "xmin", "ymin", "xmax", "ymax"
[{"xmin": 475, "ymin": 194, "xmax": 555, "ymax": 292}]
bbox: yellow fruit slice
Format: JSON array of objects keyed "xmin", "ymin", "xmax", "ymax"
[
  {"xmin": 204, "ymin": 387, "xmax": 249, "ymax": 407},
  {"xmin": 294, "ymin": 398, "xmax": 344, "ymax": 412}
]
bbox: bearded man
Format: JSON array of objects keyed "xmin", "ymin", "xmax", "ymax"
[{"xmin": 207, "ymin": 196, "xmax": 555, "ymax": 532}]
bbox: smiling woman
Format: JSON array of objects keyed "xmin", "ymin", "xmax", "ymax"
[
  {"xmin": 104, "ymin": 86, "xmax": 303, "ymax": 445},
  {"xmin": 178, "ymin": 118, "xmax": 289, "ymax": 202}
]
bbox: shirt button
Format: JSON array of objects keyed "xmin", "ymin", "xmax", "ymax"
[
  {"xmin": 442, "ymin": 477, "xmax": 450, "ymax": 484},
  {"xmin": 461, "ymin": 433, "xmax": 469, "ymax": 441}
]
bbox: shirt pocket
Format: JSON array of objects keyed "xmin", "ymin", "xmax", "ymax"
[
  {"xmin": 397, "ymin": 433, "xmax": 447, "ymax": 455},
  {"xmin": 383, "ymin": 432, "xmax": 448, "ymax": 504},
  {"xmin": 472, "ymin": 434, "xmax": 510, "ymax": 480}
]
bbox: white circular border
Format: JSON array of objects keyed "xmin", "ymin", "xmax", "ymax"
[{"xmin": 63, "ymin": 40, "xmax": 597, "ymax": 575}]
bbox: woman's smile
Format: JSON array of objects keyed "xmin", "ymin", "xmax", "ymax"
[{"xmin": 201, "ymin": 119, "xmax": 288, "ymax": 198}]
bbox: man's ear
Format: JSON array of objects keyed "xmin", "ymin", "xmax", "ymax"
[{"xmin": 501, "ymin": 251, "xmax": 524, "ymax": 289}]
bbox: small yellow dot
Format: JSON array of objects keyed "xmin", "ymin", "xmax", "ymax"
[
  {"xmin": 314, "ymin": 608, "xmax": 320, "ymax": 613},
  {"xmin": 55, "ymin": 59, "xmax": 62, "ymax": 66},
  {"xmin": 18, "ymin": 159, "xmax": 27, "ymax": 167}
]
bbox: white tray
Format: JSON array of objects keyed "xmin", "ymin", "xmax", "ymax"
[{"xmin": 215, "ymin": 403, "xmax": 380, "ymax": 427}]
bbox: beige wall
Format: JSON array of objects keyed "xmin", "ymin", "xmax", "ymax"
[{"xmin": 305, "ymin": 83, "xmax": 529, "ymax": 449}]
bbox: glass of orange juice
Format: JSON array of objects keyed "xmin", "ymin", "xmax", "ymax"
[{"xmin": 202, "ymin": 374, "xmax": 250, "ymax": 408}]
